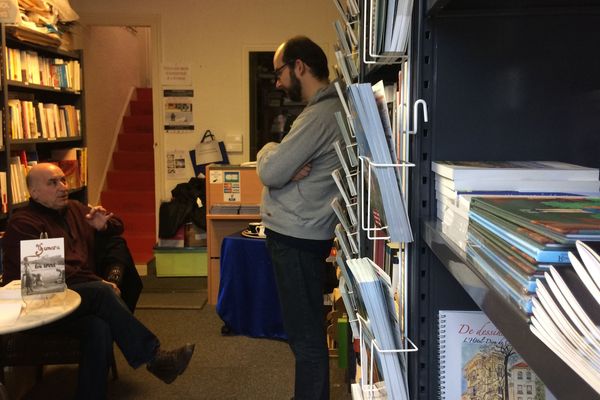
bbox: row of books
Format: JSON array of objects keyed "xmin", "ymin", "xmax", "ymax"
[
  {"xmin": 7, "ymin": 99, "xmax": 81, "ymax": 140},
  {"xmin": 433, "ymin": 160, "xmax": 600, "ymax": 251},
  {"xmin": 4, "ymin": 47, "xmax": 82, "ymax": 91}
]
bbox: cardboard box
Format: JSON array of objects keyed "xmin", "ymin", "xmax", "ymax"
[
  {"xmin": 184, "ymin": 223, "xmax": 207, "ymax": 247},
  {"xmin": 153, "ymin": 247, "xmax": 207, "ymax": 277}
]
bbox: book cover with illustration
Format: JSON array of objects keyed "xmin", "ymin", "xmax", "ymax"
[
  {"xmin": 438, "ymin": 310, "xmax": 555, "ymax": 400},
  {"xmin": 20, "ymin": 237, "xmax": 66, "ymax": 297},
  {"xmin": 471, "ymin": 197, "xmax": 600, "ymax": 242}
]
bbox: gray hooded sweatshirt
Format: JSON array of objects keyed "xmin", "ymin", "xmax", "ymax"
[{"xmin": 257, "ymin": 83, "xmax": 344, "ymax": 240}]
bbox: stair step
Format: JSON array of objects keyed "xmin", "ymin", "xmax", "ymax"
[
  {"xmin": 123, "ymin": 233, "xmax": 156, "ymax": 260},
  {"xmin": 130, "ymin": 100, "xmax": 152, "ymax": 116},
  {"xmin": 107, "ymin": 171, "xmax": 154, "ymax": 191},
  {"xmin": 101, "ymin": 190, "xmax": 155, "ymax": 212},
  {"xmin": 119, "ymin": 212, "xmax": 156, "ymax": 233},
  {"xmin": 136, "ymin": 88, "xmax": 152, "ymax": 102},
  {"xmin": 123, "ymin": 115, "xmax": 153, "ymax": 133},
  {"xmin": 113, "ymin": 151, "xmax": 154, "ymax": 171},
  {"xmin": 118, "ymin": 133, "xmax": 153, "ymax": 151}
]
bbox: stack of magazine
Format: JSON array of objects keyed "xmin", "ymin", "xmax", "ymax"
[
  {"xmin": 530, "ymin": 241, "xmax": 600, "ymax": 395},
  {"xmin": 346, "ymin": 82, "xmax": 413, "ymax": 244},
  {"xmin": 432, "ymin": 160, "xmax": 600, "ymax": 250},
  {"xmin": 342, "ymin": 257, "xmax": 409, "ymax": 400},
  {"xmin": 467, "ymin": 196, "xmax": 600, "ymax": 316}
]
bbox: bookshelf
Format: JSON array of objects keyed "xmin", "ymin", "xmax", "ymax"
[
  {"xmin": 0, "ymin": 24, "xmax": 86, "ymax": 220},
  {"xmin": 408, "ymin": 1, "xmax": 600, "ymax": 399}
]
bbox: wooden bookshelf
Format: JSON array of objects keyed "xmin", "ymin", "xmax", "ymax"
[{"xmin": 0, "ymin": 23, "xmax": 87, "ymax": 216}]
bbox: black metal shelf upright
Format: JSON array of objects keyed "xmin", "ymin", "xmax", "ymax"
[{"xmin": 406, "ymin": 1, "xmax": 600, "ymax": 399}]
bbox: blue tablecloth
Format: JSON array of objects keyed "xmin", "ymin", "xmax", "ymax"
[{"xmin": 216, "ymin": 232, "xmax": 287, "ymax": 340}]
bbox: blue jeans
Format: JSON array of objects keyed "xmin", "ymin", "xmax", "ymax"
[
  {"xmin": 56, "ymin": 281, "xmax": 159, "ymax": 399},
  {"xmin": 266, "ymin": 237, "xmax": 330, "ymax": 400}
]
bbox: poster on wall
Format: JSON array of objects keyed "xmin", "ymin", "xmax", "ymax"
[
  {"xmin": 166, "ymin": 150, "xmax": 187, "ymax": 179},
  {"xmin": 163, "ymin": 89, "xmax": 194, "ymax": 133}
]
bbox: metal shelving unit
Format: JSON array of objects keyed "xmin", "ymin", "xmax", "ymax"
[{"xmin": 407, "ymin": 1, "xmax": 600, "ymax": 398}]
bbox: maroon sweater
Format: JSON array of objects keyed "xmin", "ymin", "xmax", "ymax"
[{"xmin": 2, "ymin": 199, "xmax": 124, "ymax": 286}]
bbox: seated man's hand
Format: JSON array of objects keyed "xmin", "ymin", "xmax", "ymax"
[
  {"xmin": 86, "ymin": 206, "xmax": 114, "ymax": 231},
  {"xmin": 102, "ymin": 279, "xmax": 121, "ymax": 297}
]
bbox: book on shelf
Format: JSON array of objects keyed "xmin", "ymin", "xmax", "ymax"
[
  {"xmin": 468, "ymin": 226, "xmax": 540, "ymax": 294},
  {"xmin": 465, "ymin": 241, "xmax": 535, "ymax": 315},
  {"xmin": 470, "ymin": 197, "xmax": 600, "ymax": 243},
  {"xmin": 432, "ymin": 161, "xmax": 599, "ymax": 183},
  {"xmin": 51, "ymin": 148, "xmax": 87, "ymax": 188},
  {"xmin": 435, "ymin": 172, "xmax": 600, "ymax": 193},
  {"xmin": 529, "ymin": 243, "xmax": 600, "ymax": 395},
  {"xmin": 438, "ymin": 310, "xmax": 556, "ymax": 400},
  {"xmin": 469, "ymin": 208, "xmax": 572, "ymax": 264}
]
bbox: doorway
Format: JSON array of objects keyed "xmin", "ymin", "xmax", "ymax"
[{"xmin": 248, "ymin": 52, "xmax": 304, "ymax": 160}]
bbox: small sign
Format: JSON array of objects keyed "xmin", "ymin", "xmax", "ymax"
[
  {"xmin": 161, "ymin": 63, "xmax": 192, "ymax": 86},
  {"xmin": 209, "ymin": 170, "xmax": 223, "ymax": 184},
  {"xmin": 0, "ymin": 0, "xmax": 19, "ymax": 24}
]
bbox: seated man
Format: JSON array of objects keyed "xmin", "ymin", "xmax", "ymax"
[{"xmin": 2, "ymin": 163, "xmax": 195, "ymax": 399}]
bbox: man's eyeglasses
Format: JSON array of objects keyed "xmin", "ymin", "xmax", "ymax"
[{"xmin": 274, "ymin": 62, "xmax": 293, "ymax": 80}]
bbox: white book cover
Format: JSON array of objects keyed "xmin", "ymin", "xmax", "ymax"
[
  {"xmin": 439, "ymin": 310, "xmax": 556, "ymax": 400},
  {"xmin": 20, "ymin": 237, "xmax": 66, "ymax": 297},
  {"xmin": 435, "ymin": 171, "xmax": 599, "ymax": 193},
  {"xmin": 432, "ymin": 161, "xmax": 599, "ymax": 182}
]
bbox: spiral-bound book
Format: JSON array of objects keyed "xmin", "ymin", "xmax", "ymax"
[{"xmin": 438, "ymin": 310, "xmax": 556, "ymax": 400}]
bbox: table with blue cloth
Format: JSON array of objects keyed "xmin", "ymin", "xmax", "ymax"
[{"xmin": 216, "ymin": 232, "xmax": 287, "ymax": 340}]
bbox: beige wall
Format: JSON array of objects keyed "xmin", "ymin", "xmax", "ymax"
[
  {"xmin": 70, "ymin": 0, "xmax": 339, "ymax": 202},
  {"xmin": 80, "ymin": 26, "xmax": 148, "ymax": 203}
]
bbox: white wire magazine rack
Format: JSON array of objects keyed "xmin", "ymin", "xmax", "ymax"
[{"xmin": 355, "ymin": 313, "xmax": 419, "ymax": 400}]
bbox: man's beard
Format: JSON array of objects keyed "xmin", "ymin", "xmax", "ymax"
[{"xmin": 286, "ymin": 72, "xmax": 303, "ymax": 102}]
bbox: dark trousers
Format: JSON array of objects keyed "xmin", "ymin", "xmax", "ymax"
[
  {"xmin": 266, "ymin": 237, "xmax": 330, "ymax": 400},
  {"xmin": 61, "ymin": 281, "xmax": 159, "ymax": 399}
]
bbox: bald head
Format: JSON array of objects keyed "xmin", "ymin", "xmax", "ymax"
[{"xmin": 27, "ymin": 163, "xmax": 69, "ymax": 210}]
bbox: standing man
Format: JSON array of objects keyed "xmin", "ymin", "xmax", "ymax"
[{"xmin": 257, "ymin": 36, "xmax": 344, "ymax": 400}]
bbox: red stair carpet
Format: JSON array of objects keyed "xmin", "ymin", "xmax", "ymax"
[{"xmin": 101, "ymin": 88, "xmax": 155, "ymax": 265}]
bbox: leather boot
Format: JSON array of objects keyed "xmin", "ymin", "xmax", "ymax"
[{"xmin": 146, "ymin": 343, "xmax": 195, "ymax": 384}]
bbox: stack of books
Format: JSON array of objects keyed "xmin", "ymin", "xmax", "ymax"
[
  {"xmin": 432, "ymin": 161, "xmax": 600, "ymax": 250},
  {"xmin": 467, "ymin": 196, "xmax": 600, "ymax": 315}
]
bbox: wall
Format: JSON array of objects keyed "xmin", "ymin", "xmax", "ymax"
[
  {"xmin": 69, "ymin": 0, "xmax": 339, "ymax": 202},
  {"xmin": 79, "ymin": 26, "xmax": 148, "ymax": 203}
]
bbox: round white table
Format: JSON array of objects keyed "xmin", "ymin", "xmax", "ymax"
[{"xmin": 0, "ymin": 289, "xmax": 81, "ymax": 335}]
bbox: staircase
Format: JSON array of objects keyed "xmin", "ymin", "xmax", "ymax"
[{"xmin": 101, "ymin": 88, "xmax": 155, "ymax": 265}]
